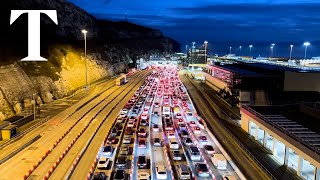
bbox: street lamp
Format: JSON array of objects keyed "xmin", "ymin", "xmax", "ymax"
[
  {"xmin": 290, "ymin": 45, "xmax": 293, "ymax": 60},
  {"xmin": 192, "ymin": 42, "xmax": 195, "ymax": 70},
  {"xmin": 249, "ymin": 45, "xmax": 253, "ymax": 58},
  {"xmin": 81, "ymin": 29, "xmax": 88, "ymax": 90},
  {"xmin": 229, "ymin": 47, "xmax": 232, "ymax": 54},
  {"xmin": 32, "ymin": 93, "xmax": 37, "ymax": 120},
  {"xmin": 239, "ymin": 46, "xmax": 242, "ymax": 56},
  {"xmin": 303, "ymin": 42, "xmax": 310, "ymax": 60},
  {"xmin": 270, "ymin": 43, "xmax": 275, "ymax": 59},
  {"xmin": 204, "ymin": 41, "xmax": 208, "ymax": 64}
]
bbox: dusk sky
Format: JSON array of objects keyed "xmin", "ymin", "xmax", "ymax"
[{"xmin": 69, "ymin": 0, "xmax": 320, "ymax": 57}]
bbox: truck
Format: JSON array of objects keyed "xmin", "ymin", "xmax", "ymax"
[
  {"xmin": 211, "ymin": 153, "xmax": 227, "ymax": 170},
  {"xmin": 116, "ymin": 73, "xmax": 127, "ymax": 86}
]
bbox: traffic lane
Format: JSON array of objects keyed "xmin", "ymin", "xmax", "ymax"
[
  {"xmin": 70, "ymin": 72, "xmax": 149, "ymax": 179},
  {"xmin": 30, "ymin": 83, "xmax": 124, "ymax": 178},
  {"xmin": 180, "ymin": 73, "xmax": 269, "ymax": 180}
]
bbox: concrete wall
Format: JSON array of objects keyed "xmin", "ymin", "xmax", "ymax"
[{"xmin": 284, "ymin": 71, "xmax": 320, "ymax": 92}]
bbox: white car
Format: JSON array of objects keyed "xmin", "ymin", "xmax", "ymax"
[
  {"xmin": 166, "ymin": 131, "xmax": 175, "ymax": 139},
  {"xmin": 118, "ymin": 112, "xmax": 127, "ymax": 118},
  {"xmin": 194, "ymin": 126, "xmax": 201, "ymax": 134},
  {"xmin": 156, "ymin": 165, "xmax": 167, "ymax": 179},
  {"xmin": 123, "ymin": 136, "xmax": 131, "ymax": 144},
  {"xmin": 138, "ymin": 171, "xmax": 150, "ymax": 180},
  {"xmin": 127, "ymin": 121, "xmax": 135, "ymax": 128},
  {"xmin": 188, "ymin": 121, "xmax": 197, "ymax": 127},
  {"xmin": 121, "ymin": 108, "xmax": 129, "ymax": 114},
  {"xmin": 152, "ymin": 124, "xmax": 159, "ymax": 132},
  {"xmin": 97, "ymin": 157, "xmax": 109, "ymax": 169},
  {"xmin": 175, "ymin": 113, "xmax": 182, "ymax": 119}
]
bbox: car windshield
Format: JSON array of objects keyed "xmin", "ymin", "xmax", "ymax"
[
  {"xmin": 159, "ymin": 172, "xmax": 166, "ymax": 174},
  {"xmin": 99, "ymin": 161, "xmax": 106, "ymax": 164},
  {"xmin": 206, "ymin": 146, "xmax": 213, "ymax": 150}
]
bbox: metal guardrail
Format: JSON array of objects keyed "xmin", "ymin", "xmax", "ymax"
[
  {"xmin": 185, "ymin": 75, "xmax": 277, "ymax": 180},
  {"xmin": 242, "ymin": 105, "xmax": 320, "ymax": 155}
]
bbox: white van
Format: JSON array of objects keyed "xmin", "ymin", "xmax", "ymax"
[
  {"xmin": 211, "ymin": 153, "xmax": 227, "ymax": 170},
  {"xmin": 155, "ymin": 165, "xmax": 167, "ymax": 179}
]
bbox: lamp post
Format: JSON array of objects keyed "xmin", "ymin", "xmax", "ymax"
[
  {"xmin": 192, "ymin": 42, "xmax": 195, "ymax": 70},
  {"xmin": 81, "ymin": 29, "xmax": 88, "ymax": 90},
  {"xmin": 290, "ymin": 45, "xmax": 293, "ymax": 60},
  {"xmin": 204, "ymin": 41, "xmax": 208, "ymax": 64},
  {"xmin": 270, "ymin": 43, "xmax": 275, "ymax": 59},
  {"xmin": 32, "ymin": 93, "xmax": 37, "ymax": 120},
  {"xmin": 239, "ymin": 46, "xmax": 242, "ymax": 56},
  {"xmin": 303, "ymin": 42, "xmax": 310, "ymax": 60},
  {"xmin": 249, "ymin": 45, "xmax": 253, "ymax": 58},
  {"xmin": 229, "ymin": 47, "xmax": 232, "ymax": 54}
]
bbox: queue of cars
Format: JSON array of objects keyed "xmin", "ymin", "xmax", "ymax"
[{"xmin": 92, "ymin": 66, "xmax": 239, "ymax": 180}]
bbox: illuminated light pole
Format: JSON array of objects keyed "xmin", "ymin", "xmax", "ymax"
[
  {"xmin": 239, "ymin": 46, "xmax": 242, "ymax": 56},
  {"xmin": 249, "ymin": 45, "xmax": 253, "ymax": 59},
  {"xmin": 81, "ymin": 29, "xmax": 88, "ymax": 90},
  {"xmin": 33, "ymin": 93, "xmax": 37, "ymax": 120},
  {"xmin": 229, "ymin": 47, "xmax": 232, "ymax": 54},
  {"xmin": 192, "ymin": 42, "xmax": 195, "ymax": 70},
  {"xmin": 290, "ymin": 45, "xmax": 293, "ymax": 60},
  {"xmin": 303, "ymin": 42, "xmax": 310, "ymax": 60},
  {"xmin": 204, "ymin": 41, "xmax": 208, "ymax": 64},
  {"xmin": 270, "ymin": 43, "xmax": 275, "ymax": 59}
]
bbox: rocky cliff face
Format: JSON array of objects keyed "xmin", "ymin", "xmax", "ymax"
[{"xmin": 0, "ymin": 0, "xmax": 180, "ymax": 120}]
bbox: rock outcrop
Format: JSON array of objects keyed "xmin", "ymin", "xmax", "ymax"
[{"xmin": 0, "ymin": 0, "xmax": 181, "ymax": 120}]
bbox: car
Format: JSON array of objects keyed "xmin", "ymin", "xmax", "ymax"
[
  {"xmin": 142, "ymin": 108, "xmax": 149, "ymax": 114},
  {"xmin": 195, "ymin": 163, "xmax": 210, "ymax": 177},
  {"xmin": 114, "ymin": 123, "xmax": 123, "ymax": 130},
  {"xmin": 123, "ymin": 136, "xmax": 131, "ymax": 144},
  {"xmin": 138, "ymin": 171, "xmax": 150, "ymax": 180},
  {"xmin": 107, "ymin": 137, "xmax": 119, "ymax": 144},
  {"xmin": 114, "ymin": 169, "xmax": 126, "ymax": 180},
  {"xmin": 118, "ymin": 112, "xmax": 127, "ymax": 118},
  {"xmin": 163, "ymin": 98, "xmax": 170, "ymax": 105},
  {"xmin": 189, "ymin": 121, "xmax": 196, "ymax": 127},
  {"xmin": 141, "ymin": 114, "xmax": 148, "ymax": 120},
  {"xmin": 127, "ymin": 121, "xmax": 135, "ymax": 128},
  {"xmin": 177, "ymin": 118, "xmax": 184, "ymax": 125},
  {"xmin": 129, "ymin": 116, "xmax": 137, "ymax": 122},
  {"xmin": 194, "ymin": 126, "xmax": 201, "ymax": 134},
  {"xmin": 180, "ymin": 130, "xmax": 189, "ymax": 138},
  {"xmin": 153, "ymin": 138, "xmax": 162, "ymax": 146},
  {"xmin": 125, "ymin": 127, "xmax": 134, "ymax": 135},
  {"xmin": 199, "ymin": 136, "xmax": 208, "ymax": 143},
  {"xmin": 121, "ymin": 108, "xmax": 129, "ymax": 114},
  {"xmin": 116, "ymin": 117, "xmax": 125, "ymax": 123},
  {"xmin": 156, "ymin": 165, "xmax": 167, "ymax": 179},
  {"xmin": 186, "ymin": 112, "xmax": 193, "ymax": 120},
  {"xmin": 102, "ymin": 145, "xmax": 113, "ymax": 156},
  {"xmin": 138, "ymin": 128, "xmax": 147, "ymax": 137},
  {"xmin": 175, "ymin": 113, "xmax": 182, "ymax": 119},
  {"xmin": 92, "ymin": 172, "xmax": 106, "ymax": 180},
  {"xmin": 163, "ymin": 114, "xmax": 171, "ymax": 120},
  {"xmin": 116, "ymin": 156, "xmax": 127, "ymax": 168},
  {"xmin": 204, "ymin": 145, "xmax": 215, "ymax": 154},
  {"xmin": 138, "ymin": 139, "xmax": 146, "ymax": 148},
  {"xmin": 166, "ymin": 131, "xmax": 175, "ymax": 139},
  {"xmin": 171, "ymin": 150, "xmax": 182, "ymax": 161},
  {"xmin": 137, "ymin": 156, "xmax": 147, "ymax": 168},
  {"xmin": 140, "ymin": 119, "xmax": 148, "ymax": 126},
  {"xmin": 178, "ymin": 123, "xmax": 186, "ymax": 130},
  {"xmin": 165, "ymin": 123, "xmax": 174, "ymax": 131},
  {"xmin": 97, "ymin": 157, "xmax": 109, "ymax": 169},
  {"xmin": 152, "ymin": 124, "xmax": 159, "ymax": 132},
  {"xmin": 120, "ymin": 147, "xmax": 130, "ymax": 156}
]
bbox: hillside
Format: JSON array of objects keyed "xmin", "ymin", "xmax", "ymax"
[{"xmin": 0, "ymin": 0, "xmax": 180, "ymax": 120}]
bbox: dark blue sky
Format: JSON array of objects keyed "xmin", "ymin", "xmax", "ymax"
[{"xmin": 69, "ymin": 0, "xmax": 320, "ymax": 57}]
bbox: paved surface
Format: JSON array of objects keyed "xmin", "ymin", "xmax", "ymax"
[
  {"xmin": 180, "ymin": 73, "xmax": 270, "ymax": 180},
  {"xmin": 69, "ymin": 71, "xmax": 150, "ymax": 179},
  {"xmin": 0, "ymin": 71, "xmax": 144, "ymax": 180}
]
